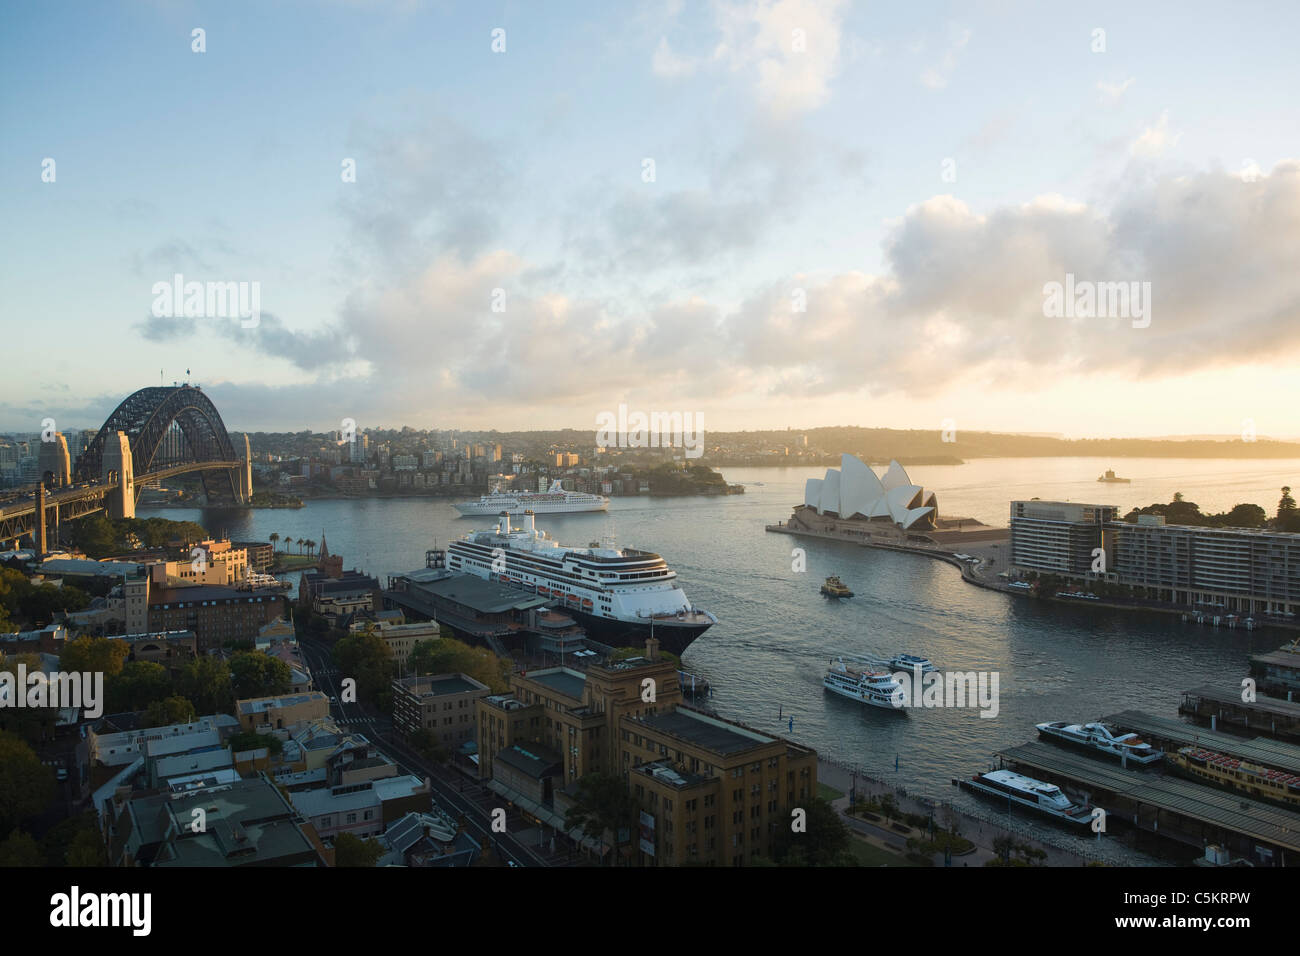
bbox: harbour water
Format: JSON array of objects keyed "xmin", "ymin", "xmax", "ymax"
[{"xmin": 148, "ymin": 457, "xmax": 1300, "ymax": 863}]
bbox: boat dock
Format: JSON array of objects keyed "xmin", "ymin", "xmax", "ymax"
[
  {"xmin": 1249, "ymin": 646, "xmax": 1300, "ymax": 699},
  {"xmin": 1178, "ymin": 685, "xmax": 1300, "ymax": 741},
  {"xmin": 1103, "ymin": 709, "xmax": 1300, "ymax": 776},
  {"xmin": 996, "ymin": 740, "xmax": 1300, "ymax": 863}
]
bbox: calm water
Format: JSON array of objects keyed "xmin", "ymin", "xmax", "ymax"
[{"xmin": 147, "ymin": 457, "xmax": 1300, "ymax": 863}]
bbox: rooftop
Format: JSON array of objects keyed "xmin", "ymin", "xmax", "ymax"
[
  {"xmin": 395, "ymin": 673, "xmax": 487, "ymax": 697},
  {"xmin": 524, "ymin": 667, "xmax": 587, "ymax": 701},
  {"xmin": 635, "ymin": 707, "xmax": 775, "ymax": 756},
  {"xmin": 405, "ymin": 572, "xmax": 548, "ymax": 614}
]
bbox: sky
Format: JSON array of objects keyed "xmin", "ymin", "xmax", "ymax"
[{"xmin": 1, "ymin": 0, "xmax": 1297, "ymax": 439}]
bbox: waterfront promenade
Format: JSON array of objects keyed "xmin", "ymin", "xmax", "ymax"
[{"xmin": 816, "ymin": 758, "xmax": 1118, "ymax": 867}]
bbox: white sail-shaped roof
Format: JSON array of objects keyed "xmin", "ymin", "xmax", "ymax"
[
  {"xmin": 804, "ymin": 477, "xmax": 824, "ymax": 511},
  {"xmin": 880, "ymin": 459, "xmax": 912, "ymax": 492},
  {"xmin": 819, "ymin": 468, "xmax": 842, "ymax": 516},
  {"xmin": 839, "ymin": 453, "xmax": 884, "ymax": 519},
  {"xmin": 800, "ymin": 454, "xmax": 938, "ymax": 531}
]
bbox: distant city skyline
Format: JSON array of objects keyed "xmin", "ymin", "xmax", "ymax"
[{"xmin": 3, "ymin": 2, "xmax": 1297, "ymax": 438}]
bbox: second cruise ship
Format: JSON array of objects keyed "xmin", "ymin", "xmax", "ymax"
[
  {"xmin": 454, "ymin": 480, "xmax": 609, "ymax": 516},
  {"xmin": 446, "ymin": 511, "xmax": 717, "ymax": 654}
]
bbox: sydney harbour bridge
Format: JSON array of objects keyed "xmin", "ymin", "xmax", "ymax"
[{"xmin": 0, "ymin": 385, "xmax": 252, "ymax": 554}]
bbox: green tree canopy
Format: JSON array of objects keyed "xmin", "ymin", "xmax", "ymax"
[
  {"xmin": 176, "ymin": 656, "xmax": 232, "ymax": 715},
  {"xmin": 563, "ymin": 772, "xmax": 638, "ymax": 867},
  {"xmin": 334, "ymin": 832, "xmax": 385, "ymax": 867},
  {"xmin": 59, "ymin": 636, "xmax": 130, "ymax": 680},
  {"xmin": 333, "ymin": 629, "xmax": 395, "ymax": 705},
  {"xmin": 769, "ymin": 798, "xmax": 854, "ymax": 867},
  {"xmin": 0, "ymin": 732, "xmax": 55, "ymax": 833},
  {"xmin": 145, "ymin": 695, "xmax": 198, "ymax": 728},
  {"xmin": 0, "ymin": 830, "xmax": 44, "ymax": 867},
  {"xmin": 229, "ymin": 651, "xmax": 292, "ymax": 700},
  {"xmin": 408, "ymin": 637, "xmax": 510, "ymax": 692},
  {"xmin": 107, "ymin": 660, "xmax": 172, "ymax": 712}
]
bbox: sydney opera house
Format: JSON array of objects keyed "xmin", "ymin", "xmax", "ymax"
[{"xmin": 803, "ymin": 454, "xmax": 939, "ymax": 531}]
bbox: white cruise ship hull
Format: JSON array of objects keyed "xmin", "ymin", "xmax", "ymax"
[{"xmin": 454, "ymin": 499, "xmax": 608, "ymax": 515}]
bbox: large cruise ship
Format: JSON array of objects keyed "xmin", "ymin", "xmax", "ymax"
[
  {"xmin": 445, "ymin": 511, "xmax": 717, "ymax": 654},
  {"xmin": 454, "ymin": 480, "xmax": 609, "ymax": 516}
]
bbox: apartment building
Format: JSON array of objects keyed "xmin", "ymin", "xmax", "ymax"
[{"xmin": 391, "ymin": 673, "xmax": 490, "ymax": 753}]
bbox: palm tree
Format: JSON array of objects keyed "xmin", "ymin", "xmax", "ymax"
[
  {"xmin": 295, "ymin": 538, "xmax": 303, "ymax": 554},
  {"xmin": 305, "ymin": 539, "xmax": 316, "ymax": 558},
  {"xmin": 270, "ymin": 532, "xmax": 280, "ymax": 553}
]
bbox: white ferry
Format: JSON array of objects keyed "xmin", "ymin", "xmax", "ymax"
[
  {"xmin": 823, "ymin": 658, "xmax": 907, "ymax": 711},
  {"xmin": 1036, "ymin": 721, "xmax": 1163, "ymax": 765},
  {"xmin": 454, "ymin": 480, "xmax": 608, "ymax": 516},
  {"xmin": 960, "ymin": 769, "xmax": 1093, "ymax": 824},
  {"xmin": 889, "ymin": 653, "xmax": 936, "ymax": 674},
  {"xmin": 446, "ymin": 511, "xmax": 716, "ymax": 654}
]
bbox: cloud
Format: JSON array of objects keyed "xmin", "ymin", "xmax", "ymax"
[
  {"xmin": 120, "ymin": 161, "xmax": 1300, "ymax": 429},
  {"xmin": 726, "ymin": 162, "xmax": 1300, "ymax": 399},
  {"xmin": 1096, "ymin": 77, "xmax": 1135, "ymax": 104},
  {"xmin": 1131, "ymin": 110, "xmax": 1181, "ymax": 157},
  {"xmin": 919, "ymin": 23, "xmax": 970, "ymax": 90},
  {"xmin": 653, "ymin": 0, "xmax": 848, "ymax": 117}
]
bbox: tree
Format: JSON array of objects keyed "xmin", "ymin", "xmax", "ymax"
[
  {"xmin": 59, "ymin": 636, "xmax": 130, "ymax": 680},
  {"xmin": 228, "ymin": 731, "xmax": 283, "ymax": 756},
  {"xmin": 270, "ymin": 533, "xmax": 280, "ymax": 552},
  {"xmin": 1218, "ymin": 503, "xmax": 1266, "ymax": 529},
  {"xmin": 145, "ymin": 695, "xmax": 197, "ymax": 728},
  {"xmin": 0, "ymin": 830, "xmax": 44, "ymax": 867},
  {"xmin": 408, "ymin": 637, "xmax": 510, "ymax": 692},
  {"xmin": 176, "ymin": 656, "xmax": 232, "ymax": 714},
  {"xmin": 107, "ymin": 661, "xmax": 172, "ymax": 712},
  {"xmin": 334, "ymin": 832, "xmax": 384, "ymax": 867},
  {"xmin": 0, "ymin": 732, "xmax": 55, "ymax": 833},
  {"xmin": 563, "ymin": 772, "xmax": 638, "ymax": 867},
  {"xmin": 333, "ymin": 629, "xmax": 395, "ymax": 705},
  {"xmin": 41, "ymin": 811, "xmax": 105, "ymax": 866},
  {"xmin": 769, "ymin": 798, "xmax": 853, "ymax": 866},
  {"xmin": 1277, "ymin": 487, "xmax": 1300, "ymax": 532},
  {"xmin": 229, "ymin": 651, "xmax": 292, "ymax": 699}
]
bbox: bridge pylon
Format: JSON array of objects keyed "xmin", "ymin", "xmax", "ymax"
[
  {"xmin": 38, "ymin": 433, "xmax": 71, "ymax": 488},
  {"xmin": 102, "ymin": 430, "xmax": 135, "ymax": 519}
]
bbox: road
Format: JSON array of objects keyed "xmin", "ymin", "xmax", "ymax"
[{"xmin": 298, "ymin": 635, "xmax": 566, "ymax": 867}]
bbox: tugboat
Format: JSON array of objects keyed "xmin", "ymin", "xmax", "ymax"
[{"xmin": 820, "ymin": 575, "xmax": 853, "ymax": 598}]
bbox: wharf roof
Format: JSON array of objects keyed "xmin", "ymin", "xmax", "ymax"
[
  {"xmin": 405, "ymin": 573, "xmax": 548, "ymax": 614},
  {"xmin": 999, "ymin": 741, "xmax": 1300, "ymax": 853},
  {"xmin": 1104, "ymin": 709, "xmax": 1300, "ymax": 776},
  {"xmin": 1251, "ymin": 648, "xmax": 1300, "ymax": 671},
  {"xmin": 1182, "ymin": 685, "xmax": 1300, "ymax": 718}
]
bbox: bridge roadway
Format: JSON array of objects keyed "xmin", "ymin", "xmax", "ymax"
[{"xmin": 0, "ymin": 460, "xmax": 241, "ymax": 542}]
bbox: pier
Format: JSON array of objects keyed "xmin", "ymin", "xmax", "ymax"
[
  {"xmin": 996, "ymin": 740, "xmax": 1300, "ymax": 863},
  {"xmin": 1178, "ymin": 685, "xmax": 1300, "ymax": 741},
  {"xmin": 1103, "ymin": 709, "xmax": 1300, "ymax": 775}
]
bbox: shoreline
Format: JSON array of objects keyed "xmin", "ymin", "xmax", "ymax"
[{"xmin": 767, "ymin": 522, "xmax": 1300, "ymax": 634}]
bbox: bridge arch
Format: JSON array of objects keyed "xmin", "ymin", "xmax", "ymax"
[{"xmin": 74, "ymin": 385, "xmax": 243, "ymax": 502}]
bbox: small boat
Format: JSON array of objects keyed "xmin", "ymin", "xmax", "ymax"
[
  {"xmin": 1036, "ymin": 721, "xmax": 1162, "ymax": 765},
  {"xmin": 820, "ymin": 575, "xmax": 853, "ymax": 598},
  {"xmin": 823, "ymin": 658, "xmax": 906, "ymax": 711},
  {"xmin": 958, "ymin": 769, "xmax": 1093, "ymax": 825},
  {"xmin": 537, "ymin": 586, "xmax": 550, "ymax": 595},
  {"xmin": 581, "ymin": 598, "xmax": 594, "ymax": 609},
  {"xmin": 889, "ymin": 653, "xmax": 936, "ymax": 674},
  {"xmin": 1097, "ymin": 469, "xmax": 1131, "ymax": 483}
]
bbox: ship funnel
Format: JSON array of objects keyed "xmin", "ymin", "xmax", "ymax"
[
  {"xmin": 497, "ymin": 511, "xmax": 512, "ymax": 534},
  {"xmin": 522, "ymin": 509, "xmax": 535, "ymax": 532}
]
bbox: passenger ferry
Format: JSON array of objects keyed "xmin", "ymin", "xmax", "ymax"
[
  {"xmin": 823, "ymin": 658, "xmax": 906, "ymax": 711},
  {"xmin": 820, "ymin": 576, "xmax": 853, "ymax": 598},
  {"xmin": 889, "ymin": 653, "xmax": 936, "ymax": 674},
  {"xmin": 446, "ymin": 511, "xmax": 716, "ymax": 654},
  {"xmin": 958, "ymin": 769, "xmax": 1093, "ymax": 825},
  {"xmin": 1169, "ymin": 747, "xmax": 1300, "ymax": 808},
  {"xmin": 454, "ymin": 480, "xmax": 609, "ymax": 516},
  {"xmin": 1036, "ymin": 721, "xmax": 1163, "ymax": 765}
]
